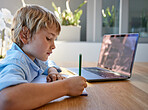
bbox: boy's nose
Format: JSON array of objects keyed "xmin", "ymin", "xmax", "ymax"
[{"xmin": 51, "ymin": 42, "xmax": 56, "ymax": 50}]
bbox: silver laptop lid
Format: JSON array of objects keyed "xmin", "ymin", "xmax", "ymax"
[{"xmin": 97, "ymin": 33, "xmax": 139, "ymax": 77}]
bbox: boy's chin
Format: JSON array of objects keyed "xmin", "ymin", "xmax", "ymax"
[{"xmin": 38, "ymin": 57, "xmax": 48, "ymax": 61}]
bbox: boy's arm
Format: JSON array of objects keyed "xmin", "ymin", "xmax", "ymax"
[
  {"xmin": 0, "ymin": 80, "xmax": 66, "ymax": 110},
  {"xmin": 43, "ymin": 60, "xmax": 64, "ymax": 82},
  {"xmin": 0, "ymin": 76, "xmax": 87, "ymax": 110},
  {"xmin": 43, "ymin": 60, "xmax": 62, "ymax": 75}
]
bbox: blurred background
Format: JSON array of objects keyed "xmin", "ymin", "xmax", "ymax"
[{"xmin": 0, "ymin": 0, "xmax": 148, "ymax": 64}]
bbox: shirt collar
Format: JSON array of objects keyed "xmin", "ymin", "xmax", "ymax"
[{"xmin": 10, "ymin": 43, "xmax": 44, "ymax": 73}]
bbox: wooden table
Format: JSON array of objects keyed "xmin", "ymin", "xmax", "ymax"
[{"xmin": 36, "ymin": 62, "xmax": 148, "ymax": 110}]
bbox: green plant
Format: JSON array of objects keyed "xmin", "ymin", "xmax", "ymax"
[
  {"xmin": 141, "ymin": 11, "xmax": 148, "ymax": 28},
  {"xmin": 52, "ymin": 0, "xmax": 87, "ymax": 26},
  {"xmin": 102, "ymin": 5, "xmax": 116, "ymax": 27}
]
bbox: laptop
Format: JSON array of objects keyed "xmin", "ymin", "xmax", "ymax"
[{"xmin": 67, "ymin": 33, "xmax": 139, "ymax": 82}]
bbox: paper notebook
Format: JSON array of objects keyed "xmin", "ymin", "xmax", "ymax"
[{"xmin": 31, "ymin": 74, "xmax": 88, "ymax": 96}]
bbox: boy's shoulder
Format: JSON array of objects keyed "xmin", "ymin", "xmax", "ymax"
[{"xmin": 1, "ymin": 49, "xmax": 28, "ymax": 66}]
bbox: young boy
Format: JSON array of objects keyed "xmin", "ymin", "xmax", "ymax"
[{"xmin": 0, "ymin": 5, "xmax": 87, "ymax": 110}]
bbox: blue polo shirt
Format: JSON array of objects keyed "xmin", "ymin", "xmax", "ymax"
[{"xmin": 0, "ymin": 43, "xmax": 61, "ymax": 91}]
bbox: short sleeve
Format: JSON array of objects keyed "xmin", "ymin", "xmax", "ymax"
[{"xmin": 0, "ymin": 64, "xmax": 28, "ymax": 91}]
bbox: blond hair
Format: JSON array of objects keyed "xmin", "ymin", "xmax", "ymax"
[{"xmin": 11, "ymin": 5, "xmax": 61, "ymax": 47}]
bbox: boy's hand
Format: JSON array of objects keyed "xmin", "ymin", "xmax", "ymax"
[
  {"xmin": 47, "ymin": 67, "xmax": 65, "ymax": 82},
  {"xmin": 47, "ymin": 72, "xmax": 65, "ymax": 82},
  {"xmin": 64, "ymin": 76, "xmax": 87, "ymax": 96}
]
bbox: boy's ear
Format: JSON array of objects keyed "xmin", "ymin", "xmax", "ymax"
[{"xmin": 20, "ymin": 26, "xmax": 30, "ymax": 44}]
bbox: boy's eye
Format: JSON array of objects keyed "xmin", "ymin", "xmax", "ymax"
[{"xmin": 46, "ymin": 37, "xmax": 51, "ymax": 41}]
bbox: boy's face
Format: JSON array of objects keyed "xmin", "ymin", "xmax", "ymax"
[{"xmin": 22, "ymin": 26, "xmax": 58, "ymax": 61}]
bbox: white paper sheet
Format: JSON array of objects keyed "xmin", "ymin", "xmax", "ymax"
[{"xmin": 31, "ymin": 74, "xmax": 87, "ymax": 96}]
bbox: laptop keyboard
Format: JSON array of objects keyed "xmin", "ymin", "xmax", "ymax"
[{"xmin": 83, "ymin": 67, "xmax": 125, "ymax": 78}]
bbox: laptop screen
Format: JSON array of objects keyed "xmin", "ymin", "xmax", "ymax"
[{"xmin": 97, "ymin": 33, "xmax": 139, "ymax": 76}]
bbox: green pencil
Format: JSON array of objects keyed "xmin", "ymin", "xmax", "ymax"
[{"xmin": 79, "ymin": 54, "xmax": 82, "ymax": 76}]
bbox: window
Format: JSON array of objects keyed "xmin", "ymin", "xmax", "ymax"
[
  {"xmin": 128, "ymin": 0, "xmax": 148, "ymax": 42},
  {"xmin": 102, "ymin": 0, "xmax": 120, "ymax": 36},
  {"xmin": 87, "ymin": 0, "xmax": 148, "ymax": 43}
]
